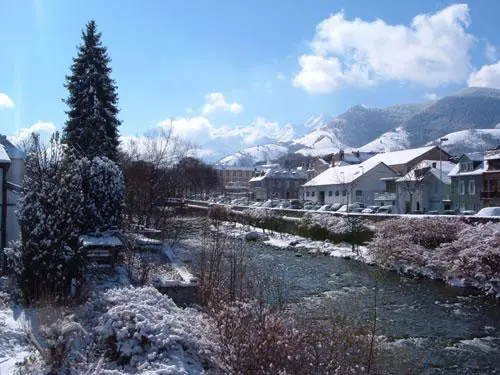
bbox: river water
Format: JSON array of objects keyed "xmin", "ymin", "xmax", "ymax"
[{"xmin": 176, "ymin": 220, "xmax": 500, "ymax": 374}]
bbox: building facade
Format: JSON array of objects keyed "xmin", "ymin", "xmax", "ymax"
[
  {"xmin": 481, "ymin": 147, "xmax": 500, "ymax": 207},
  {"xmin": 301, "ymin": 161, "xmax": 397, "ymax": 206},
  {"xmin": 215, "ymin": 166, "xmax": 257, "ymax": 197},
  {"xmin": 448, "ymin": 153, "xmax": 484, "ymax": 212},
  {"xmin": 249, "ymin": 165, "xmax": 307, "ymax": 201}
]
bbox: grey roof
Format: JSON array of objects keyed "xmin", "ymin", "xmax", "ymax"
[
  {"xmin": 0, "ymin": 144, "xmax": 10, "ymax": 164},
  {"xmin": 1, "ymin": 136, "xmax": 25, "ymax": 159}
]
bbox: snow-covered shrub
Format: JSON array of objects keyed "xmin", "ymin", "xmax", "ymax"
[
  {"xmin": 78, "ymin": 156, "xmax": 125, "ymax": 232},
  {"xmin": 212, "ymin": 300, "xmax": 303, "ymax": 374},
  {"xmin": 90, "ymin": 286, "xmax": 216, "ymax": 372},
  {"xmin": 369, "ymin": 218, "xmax": 463, "ymax": 269},
  {"xmin": 212, "ymin": 300, "xmax": 374, "ymax": 374},
  {"xmin": 431, "ymin": 222, "xmax": 500, "ymax": 295},
  {"xmin": 208, "ymin": 204, "xmax": 231, "ymax": 222},
  {"xmin": 16, "ymin": 135, "xmax": 86, "ymax": 300}
]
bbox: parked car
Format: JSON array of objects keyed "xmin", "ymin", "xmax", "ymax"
[
  {"xmin": 475, "ymin": 207, "xmax": 500, "ymax": 217},
  {"xmin": 289, "ymin": 200, "xmax": 303, "ymax": 209},
  {"xmin": 443, "ymin": 209, "xmax": 458, "ymax": 215},
  {"xmin": 250, "ymin": 201, "xmax": 263, "ymax": 207},
  {"xmin": 377, "ymin": 205, "xmax": 394, "ymax": 214},
  {"xmin": 461, "ymin": 210, "xmax": 477, "ymax": 216},
  {"xmin": 329, "ymin": 203, "xmax": 342, "ymax": 211},
  {"xmin": 361, "ymin": 206, "xmax": 380, "ymax": 214},
  {"xmin": 337, "ymin": 203, "xmax": 362, "ymax": 213},
  {"xmin": 278, "ymin": 200, "xmax": 291, "ymax": 209},
  {"xmin": 317, "ymin": 204, "xmax": 332, "ymax": 212}
]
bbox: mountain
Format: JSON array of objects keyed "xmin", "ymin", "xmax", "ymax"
[
  {"xmin": 404, "ymin": 87, "xmax": 500, "ymax": 146},
  {"xmin": 215, "ymin": 87, "xmax": 500, "ymax": 166},
  {"xmin": 426, "ymin": 128, "xmax": 500, "ymax": 155},
  {"xmin": 216, "ymin": 144, "xmax": 290, "ymax": 167}
]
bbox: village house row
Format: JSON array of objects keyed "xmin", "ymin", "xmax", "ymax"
[{"xmin": 215, "ymin": 145, "xmax": 500, "ymax": 213}]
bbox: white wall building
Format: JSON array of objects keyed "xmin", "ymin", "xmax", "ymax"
[{"xmin": 301, "ymin": 160, "xmax": 397, "ymax": 206}]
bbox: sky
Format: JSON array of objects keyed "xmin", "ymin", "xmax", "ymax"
[{"xmin": 1, "ymin": 0, "xmax": 500, "ymax": 157}]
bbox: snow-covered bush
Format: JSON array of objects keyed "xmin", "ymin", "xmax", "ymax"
[
  {"xmin": 15, "ymin": 135, "xmax": 86, "ymax": 300},
  {"xmin": 13, "ymin": 135, "xmax": 125, "ymax": 301},
  {"xmin": 431, "ymin": 222, "xmax": 500, "ymax": 295},
  {"xmin": 90, "ymin": 286, "xmax": 217, "ymax": 372},
  {"xmin": 78, "ymin": 156, "xmax": 125, "ymax": 232}
]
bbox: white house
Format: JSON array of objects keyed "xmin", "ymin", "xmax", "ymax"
[
  {"xmin": 301, "ymin": 160, "xmax": 397, "ymax": 206},
  {"xmin": 395, "ymin": 160, "xmax": 456, "ymax": 213},
  {"xmin": 0, "ymin": 136, "xmax": 25, "ymax": 253}
]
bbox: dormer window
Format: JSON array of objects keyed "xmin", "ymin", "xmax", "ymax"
[{"xmin": 459, "ymin": 162, "xmax": 473, "ymax": 172}]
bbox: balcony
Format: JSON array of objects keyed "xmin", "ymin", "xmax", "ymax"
[
  {"xmin": 480, "ymin": 191, "xmax": 500, "ymax": 199},
  {"xmin": 374, "ymin": 192, "xmax": 397, "ymax": 201}
]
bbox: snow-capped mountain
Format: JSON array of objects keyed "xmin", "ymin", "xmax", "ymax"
[
  {"xmin": 426, "ymin": 128, "xmax": 500, "ymax": 155},
  {"xmin": 216, "ymin": 144, "xmax": 290, "ymax": 167},
  {"xmin": 214, "ymin": 87, "xmax": 500, "ymax": 166}
]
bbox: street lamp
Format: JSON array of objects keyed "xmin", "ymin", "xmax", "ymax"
[{"xmin": 439, "ymin": 137, "xmax": 448, "ymax": 210}]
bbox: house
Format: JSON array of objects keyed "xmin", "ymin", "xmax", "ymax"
[
  {"xmin": 301, "ymin": 160, "xmax": 397, "ymax": 206},
  {"xmin": 448, "ymin": 153, "xmax": 484, "ymax": 212},
  {"xmin": 215, "ymin": 166, "xmax": 257, "ymax": 197},
  {"xmin": 0, "ymin": 136, "xmax": 25, "ymax": 253},
  {"xmin": 249, "ymin": 164, "xmax": 308, "ymax": 201},
  {"xmin": 363, "ymin": 146, "xmax": 451, "ymax": 209},
  {"xmin": 481, "ymin": 147, "xmax": 500, "ymax": 207},
  {"xmin": 330, "ymin": 150, "xmax": 378, "ymax": 167},
  {"xmin": 395, "ymin": 160, "xmax": 456, "ymax": 213}
]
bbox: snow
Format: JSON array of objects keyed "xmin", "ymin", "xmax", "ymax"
[
  {"xmin": 216, "ymin": 144, "xmax": 289, "ymax": 167},
  {"xmin": 362, "ymin": 145, "xmax": 437, "ymax": 167},
  {"xmin": 249, "ymin": 166, "xmax": 307, "ymax": 182},
  {"xmin": 358, "ymin": 127, "xmax": 410, "ymax": 153},
  {"xmin": 396, "ymin": 160, "xmax": 456, "ymax": 183},
  {"xmin": 80, "ymin": 234, "xmax": 123, "ymax": 247},
  {"xmin": 0, "ymin": 144, "xmax": 10, "ymax": 164},
  {"xmin": 427, "ymin": 129, "xmax": 500, "ymax": 152},
  {"xmin": 303, "ymin": 160, "xmax": 384, "ymax": 187}
]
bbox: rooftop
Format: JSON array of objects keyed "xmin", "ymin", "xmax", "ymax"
[
  {"xmin": 362, "ymin": 146, "xmax": 438, "ymax": 167},
  {"xmin": 0, "ymin": 144, "xmax": 10, "ymax": 164}
]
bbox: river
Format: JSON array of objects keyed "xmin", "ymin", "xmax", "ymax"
[{"xmin": 175, "ymin": 218, "xmax": 500, "ymax": 374}]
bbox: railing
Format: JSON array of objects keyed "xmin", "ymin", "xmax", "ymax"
[{"xmin": 374, "ymin": 192, "xmax": 397, "ymax": 201}]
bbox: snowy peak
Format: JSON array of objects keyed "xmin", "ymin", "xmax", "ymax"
[{"xmin": 216, "ymin": 144, "xmax": 289, "ymax": 167}]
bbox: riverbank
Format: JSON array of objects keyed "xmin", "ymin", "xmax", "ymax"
[{"xmin": 210, "ymin": 214, "xmax": 500, "ymax": 299}]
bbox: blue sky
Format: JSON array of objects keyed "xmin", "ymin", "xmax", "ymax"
[{"xmin": 1, "ymin": 0, "xmax": 500, "ymax": 154}]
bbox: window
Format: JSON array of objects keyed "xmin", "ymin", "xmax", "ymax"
[
  {"xmin": 335, "ymin": 190, "xmax": 339, "ymax": 196},
  {"xmin": 355, "ymin": 190, "xmax": 362, "ymax": 197},
  {"xmin": 459, "ymin": 162, "xmax": 473, "ymax": 172},
  {"xmin": 468, "ymin": 180, "xmax": 476, "ymax": 195},
  {"xmin": 312, "ymin": 191, "xmax": 316, "ymax": 197},
  {"xmin": 342, "ymin": 190, "xmax": 347, "ymax": 196},
  {"xmin": 306, "ymin": 191, "xmax": 310, "ymax": 197},
  {"xmin": 328, "ymin": 191, "xmax": 333, "ymax": 196},
  {"xmin": 459, "ymin": 180, "xmax": 465, "ymax": 195}
]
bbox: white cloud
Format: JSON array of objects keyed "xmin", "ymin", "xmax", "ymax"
[
  {"xmin": 294, "ymin": 4, "xmax": 474, "ymax": 93},
  {"xmin": 156, "ymin": 115, "xmax": 294, "ymax": 147},
  {"xmin": 276, "ymin": 73, "xmax": 286, "ymax": 81},
  {"xmin": 9, "ymin": 121, "xmax": 56, "ymax": 144},
  {"xmin": 468, "ymin": 60, "xmax": 500, "ymax": 88},
  {"xmin": 423, "ymin": 92, "xmax": 439, "ymax": 100},
  {"xmin": 0, "ymin": 93, "xmax": 14, "ymax": 109},
  {"xmin": 201, "ymin": 92, "xmax": 244, "ymax": 115},
  {"xmin": 485, "ymin": 42, "xmax": 498, "ymax": 63}
]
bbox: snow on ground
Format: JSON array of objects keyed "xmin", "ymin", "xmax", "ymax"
[
  {"xmin": 0, "ymin": 278, "xmax": 40, "ymax": 375},
  {"xmin": 219, "ymin": 221, "xmax": 373, "ymax": 262}
]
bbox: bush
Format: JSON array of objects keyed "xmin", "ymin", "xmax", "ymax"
[{"xmin": 90, "ymin": 286, "xmax": 217, "ymax": 371}]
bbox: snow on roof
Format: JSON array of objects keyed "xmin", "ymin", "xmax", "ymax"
[
  {"xmin": 249, "ymin": 167, "xmax": 307, "ymax": 182},
  {"xmin": 79, "ymin": 235, "xmax": 123, "ymax": 247},
  {"xmin": 215, "ymin": 165, "xmax": 258, "ymax": 171},
  {"xmin": 0, "ymin": 144, "xmax": 10, "ymax": 164},
  {"xmin": 303, "ymin": 160, "xmax": 383, "ymax": 187},
  {"xmin": 462, "ymin": 152, "xmax": 484, "ymax": 162},
  {"xmin": 397, "ymin": 160, "xmax": 455, "ymax": 183},
  {"xmin": 485, "ymin": 149, "xmax": 500, "ymax": 160},
  {"xmin": 1, "ymin": 136, "xmax": 24, "ymax": 159},
  {"xmin": 448, "ymin": 162, "xmax": 486, "ymax": 177},
  {"xmin": 362, "ymin": 146, "xmax": 437, "ymax": 167}
]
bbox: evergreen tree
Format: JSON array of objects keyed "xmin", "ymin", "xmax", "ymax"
[{"xmin": 63, "ymin": 20, "xmax": 120, "ymax": 161}]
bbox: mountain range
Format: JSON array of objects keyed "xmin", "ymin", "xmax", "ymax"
[{"xmin": 212, "ymin": 87, "xmax": 500, "ymax": 166}]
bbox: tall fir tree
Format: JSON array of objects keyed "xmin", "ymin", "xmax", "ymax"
[{"xmin": 63, "ymin": 20, "xmax": 120, "ymax": 161}]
